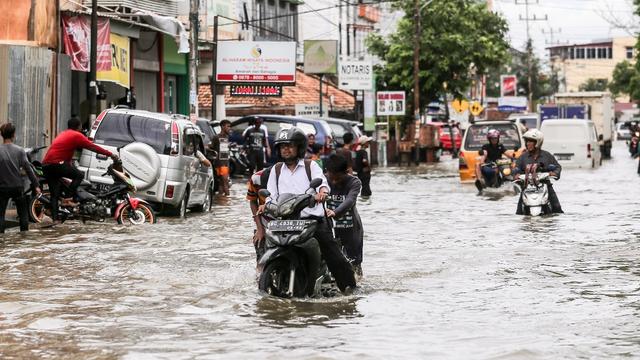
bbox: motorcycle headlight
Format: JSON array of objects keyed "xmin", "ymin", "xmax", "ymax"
[{"xmin": 503, "ymin": 168, "xmax": 511, "ymax": 176}]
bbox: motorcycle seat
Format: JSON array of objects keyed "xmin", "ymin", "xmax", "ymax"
[{"xmin": 76, "ymin": 188, "xmax": 96, "ymax": 201}]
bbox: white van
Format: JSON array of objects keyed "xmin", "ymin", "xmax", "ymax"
[{"xmin": 540, "ymin": 119, "xmax": 602, "ymax": 169}]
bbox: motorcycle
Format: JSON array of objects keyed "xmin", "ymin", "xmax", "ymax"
[
  {"xmin": 229, "ymin": 142, "xmax": 250, "ymax": 177},
  {"xmin": 256, "ymin": 178, "xmax": 334, "ymax": 298},
  {"xmin": 513, "ymin": 165, "xmax": 557, "ymax": 216},
  {"xmin": 481, "ymin": 158, "xmax": 515, "ymax": 189},
  {"xmin": 30, "ymin": 157, "xmax": 156, "ymax": 225}
]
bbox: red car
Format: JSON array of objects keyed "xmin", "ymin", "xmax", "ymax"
[{"xmin": 433, "ymin": 122, "xmax": 462, "ymax": 151}]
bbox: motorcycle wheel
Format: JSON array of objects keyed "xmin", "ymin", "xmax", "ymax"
[
  {"xmin": 259, "ymin": 259, "xmax": 307, "ymax": 298},
  {"xmin": 30, "ymin": 195, "xmax": 50, "ymax": 223},
  {"xmin": 117, "ymin": 203, "xmax": 157, "ymax": 225}
]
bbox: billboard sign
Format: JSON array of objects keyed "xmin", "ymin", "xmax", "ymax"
[
  {"xmin": 304, "ymin": 40, "xmax": 338, "ymax": 74},
  {"xmin": 500, "ymin": 75, "xmax": 517, "ymax": 97},
  {"xmin": 216, "ymin": 41, "xmax": 297, "ymax": 84},
  {"xmin": 339, "ymin": 60, "xmax": 373, "ymax": 90},
  {"xmin": 62, "ymin": 15, "xmax": 111, "ymax": 72},
  {"xmin": 97, "ymin": 32, "xmax": 130, "ymax": 88},
  {"xmin": 376, "ymin": 91, "xmax": 405, "ymax": 116},
  {"xmin": 498, "ymin": 96, "xmax": 527, "ymax": 112}
]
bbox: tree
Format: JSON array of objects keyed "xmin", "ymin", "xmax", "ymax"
[
  {"xmin": 609, "ymin": 60, "xmax": 638, "ymax": 100},
  {"xmin": 366, "ymin": 0, "xmax": 510, "ymax": 120},
  {"xmin": 579, "ymin": 78, "xmax": 609, "ymax": 92}
]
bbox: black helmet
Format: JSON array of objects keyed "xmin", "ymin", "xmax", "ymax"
[{"xmin": 274, "ymin": 127, "xmax": 307, "ymax": 159}]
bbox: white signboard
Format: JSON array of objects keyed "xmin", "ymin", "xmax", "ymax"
[
  {"xmin": 498, "ymin": 96, "xmax": 528, "ymax": 112},
  {"xmin": 295, "ymin": 104, "xmax": 321, "ymax": 117},
  {"xmin": 304, "ymin": 40, "xmax": 338, "ymax": 74},
  {"xmin": 339, "ymin": 60, "xmax": 373, "ymax": 90},
  {"xmin": 216, "ymin": 41, "xmax": 297, "ymax": 84},
  {"xmin": 376, "ymin": 91, "xmax": 406, "ymax": 116}
]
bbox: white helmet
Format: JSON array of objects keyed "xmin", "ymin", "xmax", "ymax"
[{"xmin": 522, "ymin": 129, "xmax": 544, "ymax": 149}]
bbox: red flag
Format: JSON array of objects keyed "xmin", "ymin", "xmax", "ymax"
[{"xmin": 62, "ymin": 15, "xmax": 111, "ymax": 72}]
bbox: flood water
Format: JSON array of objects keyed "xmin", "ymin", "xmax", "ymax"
[{"xmin": 1, "ymin": 142, "xmax": 639, "ymax": 359}]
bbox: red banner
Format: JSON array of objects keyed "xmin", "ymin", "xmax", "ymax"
[
  {"xmin": 500, "ymin": 75, "xmax": 517, "ymax": 97},
  {"xmin": 62, "ymin": 15, "xmax": 111, "ymax": 72}
]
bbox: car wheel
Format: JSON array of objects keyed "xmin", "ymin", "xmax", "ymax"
[
  {"xmin": 165, "ymin": 189, "xmax": 189, "ymax": 218},
  {"xmin": 192, "ymin": 184, "xmax": 213, "ymax": 213}
]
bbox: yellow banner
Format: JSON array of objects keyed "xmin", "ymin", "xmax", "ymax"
[{"xmin": 97, "ymin": 32, "xmax": 130, "ymax": 88}]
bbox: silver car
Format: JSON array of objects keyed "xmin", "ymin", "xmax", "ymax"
[{"xmin": 78, "ymin": 108, "xmax": 214, "ymax": 217}]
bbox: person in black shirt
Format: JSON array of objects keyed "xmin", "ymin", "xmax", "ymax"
[
  {"xmin": 475, "ymin": 129, "xmax": 514, "ymax": 192},
  {"xmin": 513, "ymin": 129, "xmax": 563, "ymax": 214},
  {"xmin": 244, "ymin": 117, "xmax": 270, "ymax": 173},
  {"xmin": 325, "ymin": 153, "xmax": 364, "ymax": 278},
  {"xmin": 354, "ymin": 135, "xmax": 373, "ymax": 198}
]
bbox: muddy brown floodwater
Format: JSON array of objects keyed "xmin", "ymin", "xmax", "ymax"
[{"xmin": 1, "ymin": 142, "xmax": 639, "ymax": 359}]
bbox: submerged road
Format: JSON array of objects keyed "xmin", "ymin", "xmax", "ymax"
[{"xmin": 1, "ymin": 142, "xmax": 639, "ymax": 359}]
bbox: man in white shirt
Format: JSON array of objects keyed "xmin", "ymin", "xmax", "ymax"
[{"xmin": 262, "ymin": 127, "xmax": 356, "ymax": 293}]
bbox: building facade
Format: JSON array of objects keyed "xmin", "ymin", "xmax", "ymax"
[{"xmin": 548, "ymin": 37, "xmax": 637, "ymax": 94}]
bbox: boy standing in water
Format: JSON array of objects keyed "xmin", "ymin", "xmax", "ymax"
[{"xmin": 325, "ymin": 154, "xmax": 364, "ymax": 278}]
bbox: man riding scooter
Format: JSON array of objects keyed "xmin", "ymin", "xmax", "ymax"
[
  {"xmin": 475, "ymin": 129, "xmax": 514, "ymax": 192},
  {"xmin": 513, "ymin": 129, "xmax": 563, "ymax": 215}
]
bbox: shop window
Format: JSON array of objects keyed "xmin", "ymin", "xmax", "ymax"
[{"xmin": 576, "ymin": 48, "xmax": 585, "ymax": 59}]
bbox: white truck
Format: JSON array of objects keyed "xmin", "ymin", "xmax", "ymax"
[{"xmin": 542, "ymin": 92, "xmax": 615, "ymax": 158}]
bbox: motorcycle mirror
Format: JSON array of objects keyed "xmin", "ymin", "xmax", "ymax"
[
  {"xmin": 258, "ymin": 189, "xmax": 270, "ymax": 198},
  {"xmin": 309, "ymin": 178, "xmax": 323, "ymax": 189}
]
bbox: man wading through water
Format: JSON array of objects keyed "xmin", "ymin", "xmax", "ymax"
[{"xmin": 259, "ymin": 127, "xmax": 357, "ymax": 294}]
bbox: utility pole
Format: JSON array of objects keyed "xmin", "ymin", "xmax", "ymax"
[
  {"xmin": 413, "ymin": 0, "xmax": 420, "ymax": 123},
  {"xmin": 516, "ymin": 0, "xmax": 547, "ymax": 112},
  {"xmin": 89, "ymin": 0, "xmax": 98, "ymax": 123},
  {"xmin": 189, "ymin": 0, "xmax": 199, "ymax": 122},
  {"xmin": 542, "ymin": 27, "xmax": 561, "ymax": 46},
  {"xmin": 211, "ymin": 15, "xmax": 218, "ymax": 121}
]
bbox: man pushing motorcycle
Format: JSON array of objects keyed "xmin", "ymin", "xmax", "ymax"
[
  {"xmin": 513, "ymin": 129, "xmax": 563, "ymax": 215},
  {"xmin": 42, "ymin": 117, "xmax": 118, "ymax": 223},
  {"xmin": 258, "ymin": 127, "xmax": 357, "ymax": 294}
]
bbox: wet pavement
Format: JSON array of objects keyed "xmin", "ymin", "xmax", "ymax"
[{"xmin": 1, "ymin": 142, "xmax": 640, "ymax": 359}]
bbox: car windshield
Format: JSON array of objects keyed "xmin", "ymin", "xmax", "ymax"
[
  {"xmin": 94, "ymin": 113, "xmax": 171, "ymax": 154},
  {"xmin": 464, "ymin": 123, "xmax": 521, "ymax": 150},
  {"xmin": 519, "ymin": 117, "xmax": 537, "ymax": 129}
]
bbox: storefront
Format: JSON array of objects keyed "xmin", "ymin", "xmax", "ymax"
[{"xmin": 162, "ymin": 34, "xmax": 189, "ymax": 115}]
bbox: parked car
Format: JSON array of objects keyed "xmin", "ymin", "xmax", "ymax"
[
  {"xmin": 615, "ymin": 122, "xmax": 632, "ymax": 140},
  {"xmin": 458, "ymin": 120, "xmax": 525, "ymax": 183},
  {"xmin": 79, "ymin": 108, "xmax": 214, "ymax": 217},
  {"xmin": 318, "ymin": 117, "xmax": 363, "ymax": 146},
  {"xmin": 431, "ymin": 122, "xmax": 461, "ymax": 152},
  {"xmin": 230, "ymin": 115, "xmax": 334, "ymax": 164},
  {"xmin": 540, "ymin": 119, "xmax": 602, "ymax": 169}
]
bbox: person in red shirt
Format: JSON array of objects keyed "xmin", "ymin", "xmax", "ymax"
[{"xmin": 42, "ymin": 117, "xmax": 117, "ymax": 222}]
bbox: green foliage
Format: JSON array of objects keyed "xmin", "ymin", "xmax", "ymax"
[
  {"xmin": 366, "ymin": 0, "xmax": 510, "ymax": 117},
  {"xmin": 609, "ymin": 61, "xmax": 638, "ymax": 99},
  {"xmin": 579, "ymin": 78, "xmax": 609, "ymax": 92}
]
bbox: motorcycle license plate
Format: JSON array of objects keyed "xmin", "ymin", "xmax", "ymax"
[{"xmin": 269, "ymin": 220, "xmax": 310, "ymax": 232}]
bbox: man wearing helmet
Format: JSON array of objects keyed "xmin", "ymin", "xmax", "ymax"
[
  {"xmin": 475, "ymin": 129, "xmax": 514, "ymax": 192},
  {"xmin": 514, "ymin": 129, "xmax": 564, "ymax": 214},
  {"xmin": 260, "ymin": 127, "xmax": 357, "ymax": 294}
]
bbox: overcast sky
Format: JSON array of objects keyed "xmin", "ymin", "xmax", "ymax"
[
  {"xmin": 493, "ymin": 0, "xmax": 638, "ymax": 60},
  {"xmin": 299, "ymin": 0, "xmax": 638, "ymax": 63}
]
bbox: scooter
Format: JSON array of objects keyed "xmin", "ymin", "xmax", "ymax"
[
  {"xmin": 30, "ymin": 157, "xmax": 157, "ymax": 225},
  {"xmin": 256, "ymin": 178, "xmax": 334, "ymax": 298},
  {"xmin": 513, "ymin": 165, "xmax": 557, "ymax": 216},
  {"xmin": 229, "ymin": 142, "xmax": 250, "ymax": 177}
]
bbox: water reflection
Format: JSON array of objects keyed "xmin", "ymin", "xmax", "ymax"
[{"xmin": 253, "ymin": 297, "xmax": 361, "ymax": 328}]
